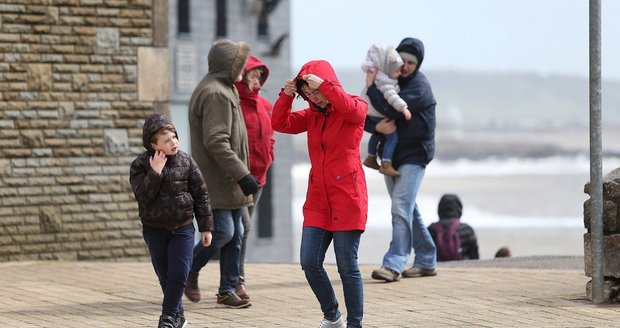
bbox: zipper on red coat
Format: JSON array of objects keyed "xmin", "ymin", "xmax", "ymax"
[
  {"xmin": 256, "ymin": 110, "xmax": 263, "ymax": 139},
  {"xmin": 319, "ymin": 111, "xmax": 332, "ymax": 223}
]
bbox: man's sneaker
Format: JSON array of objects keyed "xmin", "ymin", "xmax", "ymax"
[
  {"xmin": 176, "ymin": 308, "xmax": 188, "ymax": 328},
  {"xmin": 402, "ymin": 266, "xmax": 437, "ymax": 278},
  {"xmin": 319, "ymin": 315, "xmax": 346, "ymax": 328},
  {"xmin": 371, "ymin": 267, "xmax": 400, "ymax": 282},
  {"xmin": 185, "ymin": 272, "xmax": 201, "ymax": 303},
  {"xmin": 236, "ymin": 276, "xmax": 250, "ymax": 300},
  {"xmin": 158, "ymin": 314, "xmax": 176, "ymax": 328},
  {"xmin": 216, "ymin": 291, "xmax": 252, "ymax": 309}
]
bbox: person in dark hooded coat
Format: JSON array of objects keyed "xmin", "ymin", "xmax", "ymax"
[
  {"xmin": 366, "ymin": 37, "xmax": 438, "ymax": 282},
  {"xmin": 185, "ymin": 39, "xmax": 255, "ymax": 309},
  {"xmin": 428, "ymin": 194, "xmax": 479, "ymax": 261}
]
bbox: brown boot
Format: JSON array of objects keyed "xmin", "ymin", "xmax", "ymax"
[
  {"xmin": 379, "ymin": 161, "xmax": 400, "ymax": 176},
  {"xmin": 185, "ymin": 272, "xmax": 201, "ymax": 303},
  {"xmin": 363, "ymin": 155, "xmax": 380, "ymax": 170},
  {"xmin": 235, "ymin": 276, "xmax": 250, "ymax": 300}
]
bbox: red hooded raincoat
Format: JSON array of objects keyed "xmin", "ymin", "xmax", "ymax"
[
  {"xmin": 234, "ymin": 56, "xmax": 275, "ymax": 187},
  {"xmin": 272, "ymin": 60, "xmax": 368, "ymax": 232}
]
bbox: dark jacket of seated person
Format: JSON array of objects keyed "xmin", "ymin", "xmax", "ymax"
[{"xmin": 428, "ymin": 194, "xmax": 479, "ymax": 260}]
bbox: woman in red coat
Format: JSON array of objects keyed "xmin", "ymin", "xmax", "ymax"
[
  {"xmin": 233, "ymin": 55, "xmax": 275, "ymax": 301},
  {"xmin": 272, "ymin": 60, "xmax": 368, "ymax": 328}
]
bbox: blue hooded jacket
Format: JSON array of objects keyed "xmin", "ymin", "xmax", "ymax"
[{"xmin": 365, "ymin": 37, "xmax": 436, "ymax": 168}]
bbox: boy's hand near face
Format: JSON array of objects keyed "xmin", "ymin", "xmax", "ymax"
[{"xmin": 149, "ymin": 150, "xmax": 167, "ymax": 174}]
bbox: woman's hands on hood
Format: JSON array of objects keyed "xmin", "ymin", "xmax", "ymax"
[
  {"xmin": 302, "ymin": 74, "xmax": 324, "ymax": 89},
  {"xmin": 283, "ymin": 79, "xmax": 296, "ymax": 97}
]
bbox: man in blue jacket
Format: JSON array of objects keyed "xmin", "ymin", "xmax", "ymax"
[{"xmin": 365, "ymin": 37, "xmax": 438, "ymax": 282}]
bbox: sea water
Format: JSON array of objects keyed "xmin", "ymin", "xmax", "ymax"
[{"xmin": 290, "ymin": 156, "xmax": 620, "ymax": 263}]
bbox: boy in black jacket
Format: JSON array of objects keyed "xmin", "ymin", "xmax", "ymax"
[{"xmin": 130, "ymin": 114, "xmax": 213, "ymax": 328}]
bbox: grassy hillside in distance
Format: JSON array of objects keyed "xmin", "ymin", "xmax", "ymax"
[{"xmin": 335, "ymin": 68, "xmax": 620, "ymax": 130}]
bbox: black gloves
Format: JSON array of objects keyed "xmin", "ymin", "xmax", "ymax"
[{"xmin": 237, "ymin": 174, "xmax": 259, "ymax": 196}]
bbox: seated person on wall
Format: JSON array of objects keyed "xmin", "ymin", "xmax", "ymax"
[
  {"xmin": 428, "ymin": 194, "xmax": 479, "ymax": 261},
  {"xmin": 495, "ymin": 247, "xmax": 511, "ymax": 258}
]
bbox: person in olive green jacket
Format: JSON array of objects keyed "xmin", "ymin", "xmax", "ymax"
[{"xmin": 185, "ymin": 39, "xmax": 258, "ymax": 309}]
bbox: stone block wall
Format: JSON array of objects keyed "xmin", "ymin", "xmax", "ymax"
[
  {"xmin": 583, "ymin": 167, "xmax": 620, "ymax": 302},
  {"xmin": 0, "ymin": 0, "xmax": 169, "ymax": 261}
]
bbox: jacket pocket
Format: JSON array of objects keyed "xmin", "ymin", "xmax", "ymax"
[{"xmin": 326, "ymin": 162, "xmax": 360, "ymax": 196}]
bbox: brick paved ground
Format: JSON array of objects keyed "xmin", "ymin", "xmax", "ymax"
[{"xmin": 0, "ymin": 259, "xmax": 617, "ymax": 327}]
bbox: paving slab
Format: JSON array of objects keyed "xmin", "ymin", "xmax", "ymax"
[{"xmin": 0, "ymin": 258, "xmax": 616, "ymax": 327}]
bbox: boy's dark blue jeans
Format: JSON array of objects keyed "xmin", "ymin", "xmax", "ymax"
[{"xmin": 143, "ymin": 224, "xmax": 195, "ymax": 316}]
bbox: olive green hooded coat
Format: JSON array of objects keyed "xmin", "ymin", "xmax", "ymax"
[{"xmin": 188, "ymin": 39, "xmax": 252, "ymax": 209}]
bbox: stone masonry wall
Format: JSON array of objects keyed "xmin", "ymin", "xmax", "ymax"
[
  {"xmin": 0, "ymin": 0, "xmax": 169, "ymax": 261},
  {"xmin": 584, "ymin": 167, "xmax": 620, "ymax": 302}
]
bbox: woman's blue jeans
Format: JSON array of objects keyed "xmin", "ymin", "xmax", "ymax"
[
  {"xmin": 300, "ymin": 227, "xmax": 363, "ymax": 328},
  {"xmin": 382, "ymin": 164, "xmax": 436, "ymax": 272}
]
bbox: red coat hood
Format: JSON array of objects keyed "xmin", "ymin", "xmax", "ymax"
[
  {"xmin": 294, "ymin": 60, "xmax": 342, "ymax": 111},
  {"xmin": 234, "ymin": 55, "xmax": 269, "ymax": 100}
]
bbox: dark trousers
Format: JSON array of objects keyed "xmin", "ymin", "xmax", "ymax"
[
  {"xmin": 191, "ymin": 209, "xmax": 243, "ymax": 293},
  {"xmin": 143, "ymin": 224, "xmax": 195, "ymax": 316},
  {"xmin": 240, "ymin": 187, "xmax": 263, "ymax": 277}
]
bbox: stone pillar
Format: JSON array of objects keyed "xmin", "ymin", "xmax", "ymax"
[{"xmin": 584, "ymin": 167, "xmax": 620, "ymax": 302}]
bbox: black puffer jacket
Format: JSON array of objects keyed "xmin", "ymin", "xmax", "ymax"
[{"xmin": 129, "ymin": 114, "xmax": 213, "ymax": 231}]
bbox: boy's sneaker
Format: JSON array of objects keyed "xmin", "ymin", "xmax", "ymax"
[
  {"xmin": 371, "ymin": 266, "xmax": 400, "ymax": 282},
  {"xmin": 319, "ymin": 315, "xmax": 346, "ymax": 328},
  {"xmin": 176, "ymin": 308, "xmax": 188, "ymax": 328},
  {"xmin": 402, "ymin": 266, "xmax": 437, "ymax": 278},
  {"xmin": 216, "ymin": 291, "xmax": 252, "ymax": 309},
  {"xmin": 157, "ymin": 314, "xmax": 176, "ymax": 328}
]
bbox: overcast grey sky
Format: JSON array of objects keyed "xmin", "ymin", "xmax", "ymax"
[{"xmin": 291, "ymin": 0, "xmax": 620, "ymax": 80}]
